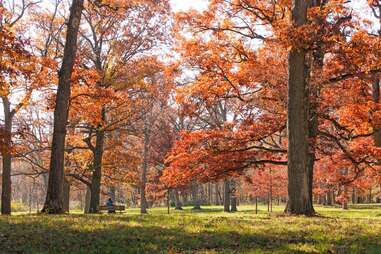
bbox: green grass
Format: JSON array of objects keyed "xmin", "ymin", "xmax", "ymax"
[{"xmin": 0, "ymin": 205, "xmax": 380, "ymax": 253}]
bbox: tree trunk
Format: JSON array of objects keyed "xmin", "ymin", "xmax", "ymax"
[
  {"xmin": 342, "ymin": 185, "xmax": 348, "ymax": 210},
  {"xmin": 351, "ymin": 187, "xmax": 357, "ymax": 204},
  {"xmin": 174, "ymin": 189, "xmax": 183, "ymax": 210},
  {"xmin": 230, "ymin": 179, "xmax": 237, "ymax": 212},
  {"xmin": 373, "ymin": 77, "xmax": 381, "ymax": 145},
  {"xmin": 231, "ymin": 196, "xmax": 237, "ymax": 212},
  {"xmin": 255, "ymin": 197, "xmax": 258, "ymax": 214},
  {"xmin": 1, "ymin": 97, "xmax": 12, "ymax": 215},
  {"xmin": 62, "ymin": 178, "xmax": 70, "ymax": 213},
  {"xmin": 89, "ymin": 128, "xmax": 105, "ymax": 213},
  {"xmin": 285, "ymin": 0, "xmax": 314, "ymax": 216},
  {"xmin": 223, "ymin": 179, "xmax": 230, "ymax": 212},
  {"xmin": 192, "ymin": 183, "xmax": 201, "ymax": 210},
  {"xmin": 269, "ymin": 170, "xmax": 273, "ymax": 213},
  {"xmin": 307, "ymin": 57, "xmax": 321, "ymax": 212},
  {"xmin": 368, "ymin": 188, "xmax": 373, "ymax": 203},
  {"xmin": 140, "ymin": 118, "xmax": 150, "ymax": 214},
  {"xmin": 214, "ymin": 183, "xmax": 220, "ymax": 205},
  {"xmin": 167, "ymin": 189, "xmax": 170, "ymax": 214},
  {"xmin": 84, "ymin": 185, "xmax": 91, "ymax": 213},
  {"xmin": 78, "ymin": 190, "xmax": 83, "ymax": 210},
  {"xmin": 208, "ymin": 182, "xmax": 212, "ymax": 205},
  {"xmin": 42, "ymin": 0, "xmax": 84, "ymax": 214}
]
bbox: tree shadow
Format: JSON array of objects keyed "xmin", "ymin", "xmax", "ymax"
[{"xmin": 0, "ymin": 214, "xmax": 380, "ymax": 254}]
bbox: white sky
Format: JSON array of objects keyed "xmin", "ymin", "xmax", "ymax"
[
  {"xmin": 169, "ymin": 0, "xmax": 369, "ymax": 13},
  {"xmin": 170, "ymin": 0, "xmax": 208, "ymax": 12}
]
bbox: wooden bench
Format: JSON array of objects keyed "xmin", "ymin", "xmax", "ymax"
[{"xmin": 99, "ymin": 205, "xmax": 125, "ymax": 213}]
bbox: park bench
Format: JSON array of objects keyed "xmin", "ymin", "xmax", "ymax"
[{"xmin": 99, "ymin": 205, "xmax": 125, "ymax": 213}]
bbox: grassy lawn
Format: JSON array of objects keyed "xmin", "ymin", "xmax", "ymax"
[{"xmin": 0, "ymin": 205, "xmax": 380, "ymax": 254}]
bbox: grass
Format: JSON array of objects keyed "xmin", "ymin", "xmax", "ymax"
[{"xmin": 0, "ymin": 205, "xmax": 380, "ymax": 254}]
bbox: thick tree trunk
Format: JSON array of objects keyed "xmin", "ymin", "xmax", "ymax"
[
  {"xmin": 42, "ymin": 0, "xmax": 84, "ymax": 214},
  {"xmin": 140, "ymin": 119, "xmax": 150, "ymax": 214},
  {"xmin": 1, "ymin": 97, "xmax": 12, "ymax": 215},
  {"xmin": 285, "ymin": 0, "xmax": 314, "ymax": 216},
  {"xmin": 62, "ymin": 178, "xmax": 70, "ymax": 213},
  {"xmin": 223, "ymin": 179, "xmax": 230, "ymax": 212},
  {"xmin": 231, "ymin": 196, "xmax": 237, "ymax": 212},
  {"xmin": 230, "ymin": 179, "xmax": 237, "ymax": 212},
  {"xmin": 89, "ymin": 128, "xmax": 105, "ymax": 213}
]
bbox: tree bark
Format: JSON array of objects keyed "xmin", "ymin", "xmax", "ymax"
[
  {"xmin": 62, "ymin": 178, "xmax": 70, "ymax": 213},
  {"xmin": 42, "ymin": 0, "xmax": 84, "ymax": 214},
  {"xmin": 285, "ymin": 0, "xmax": 314, "ymax": 216},
  {"xmin": 373, "ymin": 11, "xmax": 381, "ymax": 146},
  {"xmin": 342, "ymin": 185, "xmax": 348, "ymax": 210},
  {"xmin": 223, "ymin": 179, "xmax": 230, "ymax": 212},
  {"xmin": 255, "ymin": 197, "xmax": 258, "ymax": 214},
  {"xmin": 1, "ymin": 97, "xmax": 12, "ymax": 215},
  {"xmin": 352, "ymin": 188, "xmax": 357, "ymax": 204},
  {"xmin": 191, "ymin": 183, "xmax": 201, "ymax": 210},
  {"xmin": 326, "ymin": 191, "xmax": 333, "ymax": 206},
  {"xmin": 373, "ymin": 79, "xmax": 381, "ymax": 145},
  {"xmin": 214, "ymin": 183, "xmax": 220, "ymax": 205},
  {"xmin": 84, "ymin": 185, "xmax": 91, "ymax": 213},
  {"xmin": 307, "ymin": 53, "xmax": 323, "ymax": 213},
  {"xmin": 268, "ymin": 172, "xmax": 273, "ymax": 213},
  {"xmin": 208, "ymin": 182, "xmax": 212, "ymax": 205},
  {"xmin": 174, "ymin": 189, "xmax": 183, "ymax": 210},
  {"xmin": 89, "ymin": 127, "xmax": 105, "ymax": 213},
  {"xmin": 368, "ymin": 188, "xmax": 373, "ymax": 203},
  {"xmin": 230, "ymin": 179, "xmax": 237, "ymax": 212},
  {"xmin": 140, "ymin": 118, "xmax": 150, "ymax": 214}
]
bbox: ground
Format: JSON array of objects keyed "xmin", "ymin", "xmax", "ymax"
[{"xmin": 0, "ymin": 205, "xmax": 380, "ymax": 254}]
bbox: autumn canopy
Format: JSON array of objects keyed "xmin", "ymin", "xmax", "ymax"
[{"xmin": 0, "ymin": 0, "xmax": 380, "ymax": 218}]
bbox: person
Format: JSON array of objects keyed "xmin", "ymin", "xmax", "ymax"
[{"xmin": 106, "ymin": 198, "xmax": 115, "ymax": 213}]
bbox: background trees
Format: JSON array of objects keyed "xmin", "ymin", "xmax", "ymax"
[
  {"xmin": 161, "ymin": 0, "xmax": 381, "ymax": 215},
  {"xmin": 0, "ymin": 2, "xmax": 55, "ymax": 214},
  {"xmin": 1, "ymin": 0, "xmax": 381, "ymax": 216}
]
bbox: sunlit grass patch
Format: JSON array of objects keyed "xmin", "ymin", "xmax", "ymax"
[{"xmin": 0, "ymin": 204, "xmax": 380, "ymax": 253}]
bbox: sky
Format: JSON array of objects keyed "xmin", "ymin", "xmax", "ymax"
[
  {"xmin": 170, "ymin": 0, "xmax": 208, "ymax": 12},
  {"xmin": 168, "ymin": 0, "xmax": 377, "ymax": 32},
  {"xmin": 169, "ymin": 0, "xmax": 370, "ymax": 13}
]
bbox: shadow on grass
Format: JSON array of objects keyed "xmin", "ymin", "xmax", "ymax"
[{"xmin": 0, "ymin": 213, "xmax": 380, "ymax": 254}]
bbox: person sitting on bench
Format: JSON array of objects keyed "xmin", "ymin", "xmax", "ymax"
[{"xmin": 106, "ymin": 198, "xmax": 115, "ymax": 213}]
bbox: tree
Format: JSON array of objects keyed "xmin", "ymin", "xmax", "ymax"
[
  {"xmin": 42, "ymin": 0, "xmax": 84, "ymax": 213},
  {"xmin": 0, "ymin": 2, "xmax": 54, "ymax": 214},
  {"xmin": 162, "ymin": 0, "xmax": 381, "ymax": 217},
  {"xmin": 63, "ymin": 1, "xmax": 170, "ymax": 213},
  {"xmin": 285, "ymin": 0, "xmax": 314, "ymax": 215}
]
